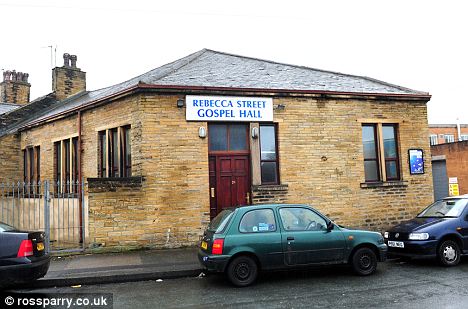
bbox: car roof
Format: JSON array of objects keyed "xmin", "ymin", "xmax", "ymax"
[
  {"xmin": 443, "ymin": 195, "xmax": 468, "ymax": 200},
  {"xmin": 235, "ymin": 204, "xmax": 311, "ymax": 211}
]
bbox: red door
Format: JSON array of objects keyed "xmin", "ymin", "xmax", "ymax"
[{"xmin": 208, "ymin": 124, "xmax": 251, "ymax": 219}]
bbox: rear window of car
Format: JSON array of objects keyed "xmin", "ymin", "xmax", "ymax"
[
  {"xmin": 208, "ymin": 210, "xmax": 234, "ymax": 233},
  {"xmin": 0, "ymin": 222, "xmax": 15, "ymax": 232},
  {"xmin": 239, "ymin": 209, "xmax": 276, "ymax": 233}
]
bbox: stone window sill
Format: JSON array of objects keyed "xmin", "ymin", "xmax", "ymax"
[
  {"xmin": 360, "ymin": 181, "xmax": 408, "ymax": 189},
  {"xmin": 88, "ymin": 176, "xmax": 143, "ymax": 189},
  {"xmin": 253, "ymin": 184, "xmax": 289, "ymax": 191}
]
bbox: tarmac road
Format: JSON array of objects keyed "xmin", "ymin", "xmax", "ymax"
[{"xmin": 8, "ymin": 258, "xmax": 468, "ymax": 309}]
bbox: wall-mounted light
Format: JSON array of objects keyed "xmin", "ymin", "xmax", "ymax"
[
  {"xmin": 275, "ymin": 104, "xmax": 285, "ymax": 111},
  {"xmin": 199, "ymin": 126, "xmax": 207, "ymax": 138},
  {"xmin": 177, "ymin": 98, "xmax": 185, "ymax": 108},
  {"xmin": 251, "ymin": 127, "xmax": 259, "ymax": 139}
]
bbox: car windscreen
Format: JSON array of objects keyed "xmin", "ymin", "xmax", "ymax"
[
  {"xmin": 208, "ymin": 209, "xmax": 234, "ymax": 233},
  {"xmin": 0, "ymin": 222, "xmax": 15, "ymax": 232},
  {"xmin": 417, "ymin": 199, "xmax": 468, "ymax": 218}
]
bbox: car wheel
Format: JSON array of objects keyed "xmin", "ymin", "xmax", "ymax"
[
  {"xmin": 351, "ymin": 247, "xmax": 377, "ymax": 276},
  {"xmin": 226, "ymin": 255, "xmax": 258, "ymax": 287},
  {"xmin": 438, "ymin": 240, "xmax": 460, "ymax": 266}
]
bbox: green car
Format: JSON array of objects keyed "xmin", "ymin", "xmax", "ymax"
[{"xmin": 198, "ymin": 204, "xmax": 387, "ymax": 286}]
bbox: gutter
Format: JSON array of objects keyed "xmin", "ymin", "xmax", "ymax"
[{"xmin": 17, "ymin": 83, "xmax": 431, "ymax": 132}]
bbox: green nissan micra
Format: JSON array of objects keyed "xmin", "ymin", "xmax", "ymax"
[{"xmin": 198, "ymin": 204, "xmax": 387, "ymax": 286}]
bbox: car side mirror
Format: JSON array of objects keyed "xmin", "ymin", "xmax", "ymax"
[
  {"xmin": 327, "ymin": 221, "xmax": 334, "ymax": 231},
  {"xmin": 465, "ymin": 214, "xmax": 468, "ymax": 222}
]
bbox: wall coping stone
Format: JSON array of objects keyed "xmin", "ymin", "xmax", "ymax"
[{"xmin": 360, "ymin": 181, "xmax": 408, "ymax": 189}]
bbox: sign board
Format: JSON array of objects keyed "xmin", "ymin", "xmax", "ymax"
[
  {"xmin": 408, "ymin": 149, "xmax": 424, "ymax": 175},
  {"xmin": 186, "ymin": 95, "xmax": 273, "ymax": 122},
  {"xmin": 449, "ymin": 177, "xmax": 458, "ymax": 184},
  {"xmin": 449, "ymin": 183, "xmax": 460, "ymax": 196}
]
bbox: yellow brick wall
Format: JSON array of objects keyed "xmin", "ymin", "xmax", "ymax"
[
  {"xmin": 1, "ymin": 81, "xmax": 30, "ymax": 105},
  {"xmin": 273, "ymin": 97, "xmax": 433, "ymax": 230},
  {"xmin": 0, "ymin": 92, "xmax": 433, "ymax": 250},
  {"xmin": 0, "ymin": 134, "xmax": 22, "ymax": 182}
]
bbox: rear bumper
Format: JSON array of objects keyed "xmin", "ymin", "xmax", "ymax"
[
  {"xmin": 386, "ymin": 239, "xmax": 438, "ymax": 259},
  {"xmin": 198, "ymin": 249, "xmax": 230, "ymax": 273},
  {"xmin": 0, "ymin": 255, "xmax": 51, "ymax": 284},
  {"xmin": 378, "ymin": 244, "xmax": 388, "ymax": 262}
]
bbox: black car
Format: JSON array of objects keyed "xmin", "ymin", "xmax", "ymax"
[
  {"xmin": 0, "ymin": 222, "xmax": 51, "ymax": 288},
  {"xmin": 384, "ymin": 195, "xmax": 468, "ymax": 266}
]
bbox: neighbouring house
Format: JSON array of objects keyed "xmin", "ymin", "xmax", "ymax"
[
  {"xmin": 431, "ymin": 141, "xmax": 468, "ymax": 200},
  {"xmin": 429, "ymin": 124, "xmax": 468, "ymax": 145},
  {"xmin": 0, "ymin": 49, "xmax": 434, "ymax": 251}
]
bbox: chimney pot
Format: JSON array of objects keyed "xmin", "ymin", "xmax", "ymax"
[
  {"xmin": 70, "ymin": 55, "xmax": 77, "ymax": 68},
  {"xmin": 63, "ymin": 53, "xmax": 70, "ymax": 67}
]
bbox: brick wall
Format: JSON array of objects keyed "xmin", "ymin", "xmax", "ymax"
[
  {"xmin": 0, "ymin": 133, "xmax": 22, "ymax": 182},
  {"xmin": 429, "ymin": 126, "xmax": 468, "ymax": 144},
  {"xmin": 431, "ymin": 141, "xmax": 468, "ymax": 195},
  {"xmin": 0, "ymin": 80, "xmax": 31, "ymax": 105},
  {"xmin": 0, "ymin": 91, "xmax": 434, "ymax": 250}
]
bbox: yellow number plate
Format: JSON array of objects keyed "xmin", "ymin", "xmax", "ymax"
[
  {"xmin": 36, "ymin": 242, "xmax": 44, "ymax": 251},
  {"xmin": 201, "ymin": 241, "xmax": 208, "ymax": 250}
]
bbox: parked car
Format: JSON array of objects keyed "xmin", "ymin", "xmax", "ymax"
[
  {"xmin": 384, "ymin": 195, "xmax": 468, "ymax": 266},
  {"xmin": 198, "ymin": 204, "xmax": 387, "ymax": 286},
  {"xmin": 0, "ymin": 222, "xmax": 51, "ymax": 288}
]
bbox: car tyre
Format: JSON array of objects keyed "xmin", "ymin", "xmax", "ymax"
[
  {"xmin": 226, "ymin": 255, "xmax": 258, "ymax": 287},
  {"xmin": 438, "ymin": 240, "xmax": 460, "ymax": 266},
  {"xmin": 351, "ymin": 247, "xmax": 377, "ymax": 276}
]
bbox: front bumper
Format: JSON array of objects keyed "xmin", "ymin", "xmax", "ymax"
[
  {"xmin": 386, "ymin": 239, "xmax": 438, "ymax": 259},
  {"xmin": 0, "ymin": 255, "xmax": 51, "ymax": 285},
  {"xmin": 198, "ymin": 249, "xmax": 230, "ymax": 273}
]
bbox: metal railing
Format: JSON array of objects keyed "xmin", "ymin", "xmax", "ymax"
[{"xmin": 0, "ymin": 180, "xmax": 86, "ymax": 253}]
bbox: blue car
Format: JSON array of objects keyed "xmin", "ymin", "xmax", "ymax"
[{"xmin": 384, "ymin": 195, "xmax": 468, "ymax": 266}]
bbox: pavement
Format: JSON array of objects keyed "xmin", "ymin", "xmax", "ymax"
[{"xmin": 22, "ymin": 247, "xmax": 203, "ymax": 289}]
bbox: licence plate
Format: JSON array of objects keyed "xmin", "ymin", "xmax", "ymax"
[
  {"xmin": 388, "ymin": 241, "xmax": 404, "ymax": 248},
  {"xmin": 201, "ymin": 241, "xmax": 208, "ymax": 250},
  {"xmin": 36, "ymin": 242, "xmax": 44, "ymax": 251}
]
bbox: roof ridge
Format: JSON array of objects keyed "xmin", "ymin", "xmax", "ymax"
[{"xmin": 202, "ymin": 48, "xmax": 426, "ymax": 94}]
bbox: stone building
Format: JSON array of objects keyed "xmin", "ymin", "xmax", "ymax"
[{"xmin": 0, "ymin": 49, "xmax": 434, "ymax": 250}]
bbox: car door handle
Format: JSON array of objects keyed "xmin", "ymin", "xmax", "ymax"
[{"xmin": 287, "ymin": 236, "xmax": 295, "ymax": 241}]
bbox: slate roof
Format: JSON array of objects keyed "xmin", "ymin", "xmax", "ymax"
[
  {"xmin": 0, "ymin": 103, "xmax": 21, "ymax": 115},
  {"xmin": 6, "ymin": 49, "xmax": 430, "ymax": 132}
]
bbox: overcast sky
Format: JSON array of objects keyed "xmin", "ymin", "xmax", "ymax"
[{"xmin": 1, "ymin": 0, "xmax": 466, "ymax": 124}]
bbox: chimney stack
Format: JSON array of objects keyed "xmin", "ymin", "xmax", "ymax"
[
  {"xmin": 1, "ymin": 70, "xmax": 31, "ymax": 105},
  {"xmin": 52, "ymin": 53, "xmax": 86, "ymax": 101}
]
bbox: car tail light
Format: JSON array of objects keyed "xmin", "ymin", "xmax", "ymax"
[
  {"xmin": 212, "ymin": 239, "xmax": 224, "ymax": 255},
  {"xmin": 17, "ymin": 240, "xmax": 34, "ymax": 257}
]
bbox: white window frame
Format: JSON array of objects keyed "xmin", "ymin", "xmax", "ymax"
[
  {"xmin": 429, "ymin": 134, "xmax": 438, "ymax": 146},
  {"xmin": 444, "ymin": 134, "xmax": 455, "ymax": 143}
]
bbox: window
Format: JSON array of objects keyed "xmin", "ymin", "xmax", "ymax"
[
  {"xmin": 54, "ymin": 137, "xmax": 79, "ymax": 194},
  {"xmin": 362, "ymin": 123, "xmax": 400, "ymax": 182},
  {"xmin": 239, "ymin": 209, "xmax": 276, "ymax": 233},
  {"xmin": 429, "ymin": 134, "xmax": 438, "ymax": 146},
  {"xmin": 460, "ymin": 134, "xmax": 468, "ymax": 141},
  {"xmin": 208, "ymin": 123, "xmax": 248, "ymax": 152},
  {"xmin": 98, "ymin": 125, "xmax": 132, "ymax": 178},
  {"xmin": 279, "ymin": 207, "xmax": 327, "ymax": 231},
  {"xmin": 444, "ymin": 134, "xmax": 454, "ymax": 143},
  {"xmin": 260, "ymin": 124, "xmax": 279, "ymax": 184},
  {"xmin": 23, "ymin": 146, "xmax": 40, "ymax": 185}
]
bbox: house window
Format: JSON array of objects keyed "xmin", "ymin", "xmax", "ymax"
[
  {"xmin": 208, "ymin": 123, "xmax": 248, "ymax": 152},
  {"xmin": 54, "ymin": 137, "xmax": 79, "ymax": 194},
  {"xmin": 460, "ymin": 134, "xmax": 468, "ymax": 141},
  {"xmin": 23, "ymin": 146, "xmax": 40, "ymax": 185},
  {"xmin": 429, "ymin": 134, "xmax": 438, "ymax": 146},
  {"xmin": 98, "ymin": 125, "xmax": 132, "ymax": 178},
  {"xmin": 444, "ymin": 134, "xmax": 454, "ymax": 143},
  {"xmin": 260, "ymin": 124, "xmax": 279, "ymax": 184},
  {"xmin": 362, "ymin": 123, "xmax": 400, "ymax": 182}
]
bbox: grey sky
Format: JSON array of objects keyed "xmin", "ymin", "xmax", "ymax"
[{"xmin": 1, "ymin": 0, "xmax": 466, "ymax": 124}]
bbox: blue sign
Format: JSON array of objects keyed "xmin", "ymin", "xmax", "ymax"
[{"xmin": 409, "ymin": 149, "xmax": 424, "ymax": 174}]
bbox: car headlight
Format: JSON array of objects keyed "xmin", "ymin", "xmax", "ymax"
[
  {"xmin": 409, "ymin": 232, "xmax": 429, "ymax": 240},
  {"xmin": 383, "ymin": 232, "xmax": 389, "ymax": 239}
]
